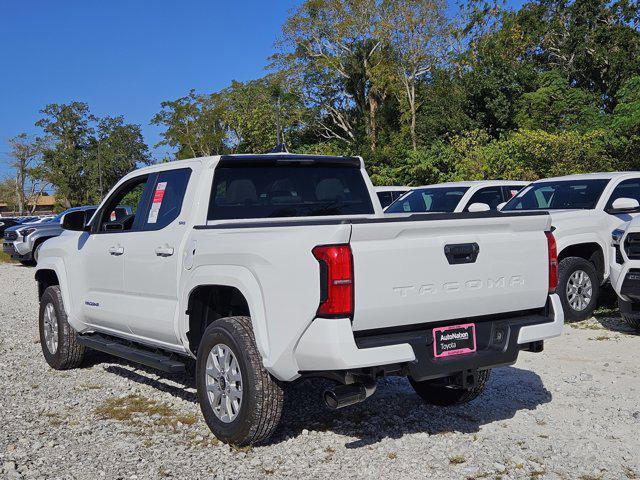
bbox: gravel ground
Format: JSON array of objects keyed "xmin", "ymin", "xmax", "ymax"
[{"xmin": 1, "ymin": 263, "xmax": 639, "ymax": 480}]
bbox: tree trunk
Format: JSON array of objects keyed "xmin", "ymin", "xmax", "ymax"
[
  {"xmin": 368, "ymin": 96, "xmax": 378, "ymax": 152},
  {"xmin": 409, "ymin": 82, "xmax": 417, "ymax": 151}
]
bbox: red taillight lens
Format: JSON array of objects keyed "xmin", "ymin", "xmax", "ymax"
[
  {"xmin": 545, "ymin": 231, "xmax": 558, "ymax": 294},
  {"xmin": 312, "ymin": 244, "xmax": 353, "ymax": 318}
]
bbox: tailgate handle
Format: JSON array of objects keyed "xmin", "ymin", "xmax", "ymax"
[{"xmin": 444, "ymin": 243, "xmax": 479, "ymax": 265}]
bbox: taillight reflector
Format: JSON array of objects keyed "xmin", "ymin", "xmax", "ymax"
[
  {"xmin": 312, "ymin": 244, "xmax": 353, "ymax": 318},
  {"xmin": 545, "ymin": 231, "xmax": 558, "ymax": 294}
]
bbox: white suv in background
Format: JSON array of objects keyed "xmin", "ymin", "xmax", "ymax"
[
  {"xmin": 385, "ymin": 180, "xmax": 527, "ymax": 214},
  {"xmin": 374, "ymin": 186, "xmax": 410, "ymax": 208},
  {"xmin": 501, "ymin": 172, "xmax": 640, "ymax": 320}
]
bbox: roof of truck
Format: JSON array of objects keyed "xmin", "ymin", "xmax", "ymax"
[
  {"xmin": 413, "ymin": 180, "xmax": 529, "ymax": 189},
  {"xmin": 532, "ymin": 171, "xmax": 640, "ymax": 182}
]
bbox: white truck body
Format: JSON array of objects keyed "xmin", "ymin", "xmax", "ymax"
[
  {"xmin": 35, "ymin": 153, "xmax": 563, "ymax": 444},
  {"xmin": 385, "ymin": 180, "xmax": 527, "ymax": 214},
  {"xmin": 501, "ymin": 172, "xmax": 640, "ymax": 319}
]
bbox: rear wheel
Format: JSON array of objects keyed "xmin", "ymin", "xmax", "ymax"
[
  {"xmin": 558, "ymin": 257, "xmax": 599, "ymax": 321},
  {"xmin": 409, "ymin": 369, "xmax": 491, "ymax": 406},
  {"xmin": 196, "ymin": 316, "xmax": 283, "ymax": 445},
  {"xmin": 39, "ymin": 286, "xmax": 85, "ymax": 369}
]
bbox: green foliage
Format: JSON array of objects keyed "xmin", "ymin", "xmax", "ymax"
[
  {"xmin": 36, "ymin": 102, "xmax": 150, "ymax": 206},
  {"xmin": 515, "ymin": 71, "xmax": 603, "ymax": 132}
]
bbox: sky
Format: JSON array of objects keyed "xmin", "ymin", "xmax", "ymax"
[
  {"xmin": 0, "ymin": 0, "xmax": 299, "ymax": 178},
  {"xmin": 0, "ymin": 0, "xmax": 525, "ymax": 180}
]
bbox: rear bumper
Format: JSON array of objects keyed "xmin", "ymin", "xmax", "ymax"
[{"xmin": 294, "ymin": 294, "xmax": 563, "ymax": 381}]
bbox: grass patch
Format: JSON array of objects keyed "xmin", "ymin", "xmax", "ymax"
[
  {"xmin": 589, "ymin": 335, "xmax": 612, "ymax": 341},
  {"xmin": 568, "ymin": 319, "xmax": 605, "ymax": 330},
  {"xmin": 387, "ymin": 452, "xmax": 397, "ymax": 460},
  {"xmin": 0, "ymin": 252, "xmax": 16, "ymax": 263},
  {"xmin": 449, "ymin": 455, "xmax": 466, "ymax": 465},
  {"xmin": 96, "ymin": 395, "xmax": 174, "ymax": 422}
]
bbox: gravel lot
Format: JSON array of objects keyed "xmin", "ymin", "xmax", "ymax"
[{"xmin": 1, "ymin": 263, "xmax": 639, "ymax": 480}]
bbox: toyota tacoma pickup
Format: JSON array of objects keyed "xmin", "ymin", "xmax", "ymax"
[
  {"xmin": 501, "ymin": 172, "xmax": 640, "ymax": 321},
  {"xmin": 609, "ymin": 217, "xmax": 640, "ymax": 329},
  {"xmin": 35, "ymin": 153, "xmax": 563, "ymax": 445}
]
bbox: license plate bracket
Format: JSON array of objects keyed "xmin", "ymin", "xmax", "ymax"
[{"xmin": 432, "ymin": 323, "xmax": 476, "ymax": 358}]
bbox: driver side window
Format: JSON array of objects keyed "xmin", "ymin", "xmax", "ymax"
[{"xmin": 94, "ymin": 175, "xmax": 151, "ymax": 233}]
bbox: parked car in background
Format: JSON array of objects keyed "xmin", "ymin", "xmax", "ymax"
[
  {"xmin": 501, "ymin": 172, "xmax": 640, "ymax": 321},
  {"xmin": 0, "ymin": 218, "xmax": 21, "ymax": 237},
  {"xmin": 610, "ymin": 216, "xmax": 640, "ymax": 330},
  {"xmin": 3, "ymin": 206, "xmax": 99, "ymax": 266},
  {"xmin": 35, "ymin": 153, "xmax": 562, "ymax": 446},
  {"xmin": 374, "ymin": 186, "xmax": 410, "ymax": 208},
  {"xmin": 385, "ymin": 180, "xmax": 527, "ymax": 214}
]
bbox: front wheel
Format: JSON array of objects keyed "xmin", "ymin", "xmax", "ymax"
[
  {"xmin": 196, "ymin": 316, "xmax": 283, "ymax": 446},
  {"xmin": 558, "ymin": 257, "xmax": 599, "ymax": 321},
  {"xmin": 39, "ymin": 286, "xmax": 85, "ymax": 369},
  {"xmin": 409, "ymin": 369, "xmax": 491, "ymax": 406}
]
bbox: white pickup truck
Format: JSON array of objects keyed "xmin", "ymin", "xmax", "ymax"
[
  {"xmin": 35, "ymin": 154, "xmax": 563, "ymax": 445},
  {"xmin": 609, "ymin": 216, "xmax": 640, "ymax": 329},
  {"xmin": 384, "ymin": 180, "xmax": 528, "ymax": 214},
  {"xmin": 501, "ymin": 172, "xmax": 640, "ymax": 321}
]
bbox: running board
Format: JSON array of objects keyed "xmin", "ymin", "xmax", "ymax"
[{"xmin": 77, "ymin": 334, "xmax": 186, "ymax": 373}]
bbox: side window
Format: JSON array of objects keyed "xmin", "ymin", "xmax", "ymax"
[
  {"xmin": 141, "ymin": 168, "xmax": 192, "ymax": 231},
  {"xmin": 377, "ymin": 191, "xmax": 393, "ymax": 208},
  {"xmin": 606, "ymin": 179, "xmax": 640, "ymax": 211},
  {"xmin": 503, "ymin": 186, "xmax": 522, "ymax": 201},
  {"xmin": 464, "ymin": 187, "xmax": 503, "ymax": 211},
  {"xmin": 95, "ymin": 175, "xmax": 151, "ymax": 233}
]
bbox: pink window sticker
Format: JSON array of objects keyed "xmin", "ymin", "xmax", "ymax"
[
  {"xmin": 147, "ymin": 181, "xmax": 167, "ymax": 224},
  {"xmin": 110, "ymin": 211, "xmax": 116, "ymax": 222},
  {"xmin": 510, "ymin": 189, "xmax": 518, "ymax": 198}
]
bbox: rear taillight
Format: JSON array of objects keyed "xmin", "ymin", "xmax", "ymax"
[
  {"xmin": 545, "ymin": 231, "xmax": 558, "ymax": 294},
  {"xmin": 312, "ymin": 244, "xmax": 353, "ymax": 318}
]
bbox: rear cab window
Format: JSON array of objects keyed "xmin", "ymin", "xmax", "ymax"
[{"xmin": 207, "ymin": 159, "xmax": 374, "ymax": 221}]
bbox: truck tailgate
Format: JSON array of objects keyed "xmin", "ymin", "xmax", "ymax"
[{"xmin": 349, "ymin": 213, "xmax": 551, "ymax": 332}]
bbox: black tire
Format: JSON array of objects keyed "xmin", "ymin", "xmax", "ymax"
[
  {"xmin": 19, "ymin": 259, "xmax": 36, "ymax": 267},
  {"xmin": 196, "ymin": 316, "xmax": 284, "ymax": 446},
  {"xmin": 558, "ymin": 256, "xmax": 599, "ymax": 321},
  {"xmin": 39, "ymin": 285, "xmax": 85, "ymax": 370},
  {"xmin": 409, "ymin": 369, "xmax": 491, "ymax": 406},
  {"xmin": 621, "ymin": 312, "xmax": 640, "ymax": 330}
]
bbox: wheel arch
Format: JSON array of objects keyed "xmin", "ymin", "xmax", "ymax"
[
  {"xmin": 34, "ymin": 258, "xmax": 72, "ymax": 316},
  {"xmin": 182, "ymin": 265, "xmax": 269, "ymax": 361},
  {"xmin": 558, "ymin": 241, "xmax": 606, "ymax": 283}
]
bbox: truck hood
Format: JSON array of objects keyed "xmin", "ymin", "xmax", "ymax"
[{"xmin": 6, "ymin": 222, "xmax": 62, "ymax": 235}]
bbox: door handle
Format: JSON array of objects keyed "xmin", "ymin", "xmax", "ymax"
[
  {"xmin": 444, "ymin": 243, "xmax": 479, "ymax": 265},
  {"xmin": 108, "ymin": 246, "xmax": 124, "ymax": 256},
  {"xmin": 155, "ymin": 246, "xmax": 174, "ymax": 257}
]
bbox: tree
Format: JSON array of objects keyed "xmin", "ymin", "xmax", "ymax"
[
  {"xmin": 151, "ymin": 90, "xmax": 228, "ymax": 159},
  {"xmin": 90, "ymin": 116, "xmax": 152, "ymax": 198},
  {"xmin": 6, "ymin": 133, "xmax": 49, "ymax": 215},
  {"xmin": 36, "ymin": 102, "xmax": 95, "ymax": 207},
  {"xmin": 515, "ymin": 70, "xmax": 603, "ymax": 132},
  {"xmin": 221, "ymin": 75, "xmax": 307, "ymax": 153},
  {"xmin": 276, "ymin": 0, "xmax": 394, "ymax": 150},
  {"xmin": 382, "ymin": 0, "xmax": 449, "ymax": 150},
  {"xmin": 36, "ymin": 102, "xmax": 151, "ymax": 206}
]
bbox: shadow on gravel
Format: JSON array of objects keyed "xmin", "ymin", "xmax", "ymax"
[
  {"xmin": 82, "ymin": 349, "xmax": 197, "ymax": 403},
  {"xmin": 271, "ymin": 366, "xmax": 551, "ymax": 448},
  {"xmin": 88, "ymin": 351, "xmax": 551, "ymax": 449}
]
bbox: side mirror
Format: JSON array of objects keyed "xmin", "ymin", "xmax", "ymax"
[
  {"xmin": 61, "ymin": 211, "xmax": 88, "ymax": 231},
  {"xmin": 610, "ymin": 197, "xmax": 640, "ymax": 213},
  {"xmin": 468, "ymin": 202, "xmax": 491, "ymax": 212},
  {"xmin": 496, "ymin": 202, "xmax": 507, "ymax": 211}
]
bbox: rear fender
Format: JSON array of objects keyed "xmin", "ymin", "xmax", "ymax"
[{"xmin": 181, "ymin": 265, "xmax": 269, "ymax": 360}]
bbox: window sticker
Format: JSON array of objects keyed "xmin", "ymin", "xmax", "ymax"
[
  {"xmin": 147, "ymin": 181, "xmax": 167, "ymax": 224},
  {"xmin": 110, "ymin": 211, "xmax": 116, "ymax": 221},
  {"xmin": 510, "ymin": 189, "xmax": 519, "ymax": 198}
]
